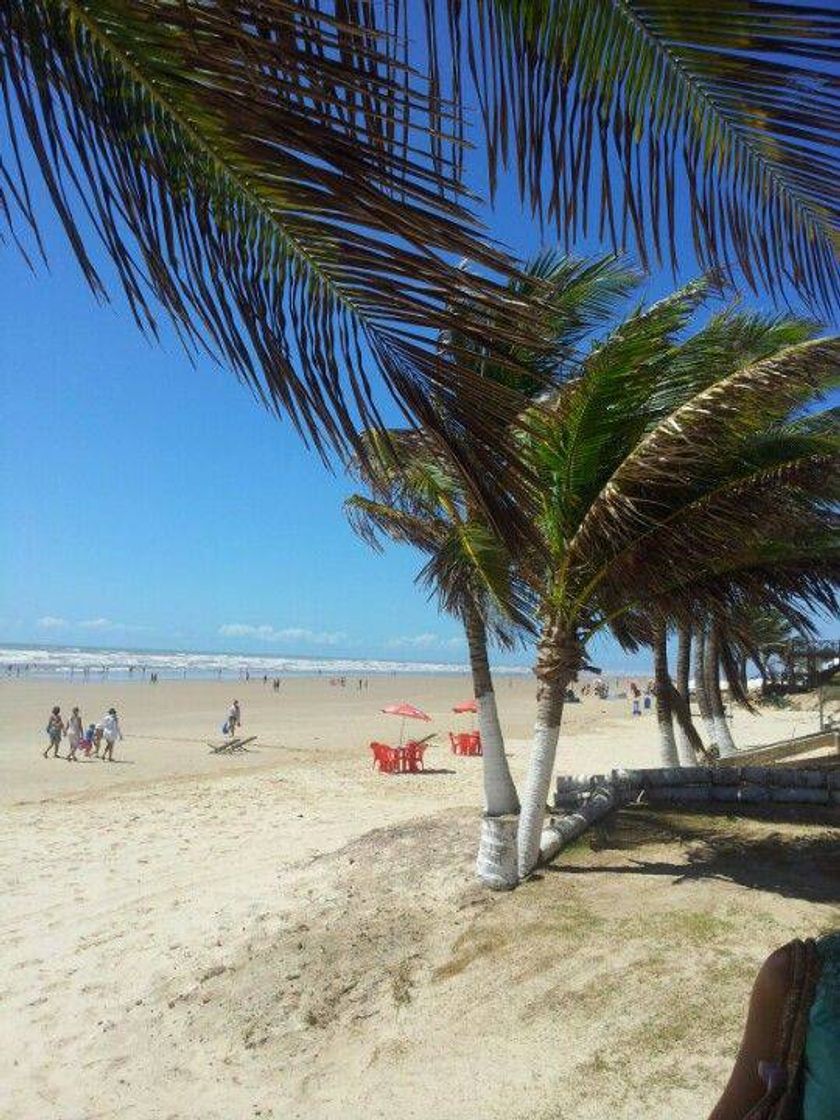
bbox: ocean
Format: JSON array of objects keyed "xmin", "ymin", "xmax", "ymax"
[{"xmin": 0, "ymin": 643, "xmax": 530, "ymax": 681}]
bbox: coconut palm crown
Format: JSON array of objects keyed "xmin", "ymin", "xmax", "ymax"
[
  {"xmin": 2, "ymin": 0, "xmax": 839, "ymax": 502},
  {"xmin": 514, "ymin": 295, "xmax": 840, "ymax": 874}
]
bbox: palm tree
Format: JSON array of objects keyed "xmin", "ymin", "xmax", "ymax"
[
  {"xmin": 344, "ymin": 433, "xmax": 527, "ymax": 889},
  {"xmin": 434, "ymin": 2, "xmax": 840, "ymax": 313},
  {"xmin": 346, "ymin": 433, "xmax": 525, "ymax": 800},
  {"xmin": 693, "ymin": 624, "xmax": 718, "ymax": 748},
  {"xmin": 647, "ymin": 620, "xmax": 706, "ymax": 768},
  {"xmin": 2, "ymin": 1, "xmax": 839, "ymax": 492},
  {"xmin": 0, "ymin": 0, "xmax": 558, "ymax": 554},
  {"xmin": 738, "ymin": 607, "xmax": 799, "ymax": 696},
  {"xmin": 704, "ymin": 621, "xmax": 738, "ymax": 757},
  {"xmin": 673, "ymin": 624, "xmax": 697, "ymax": 766},
  {"xmin": 514, "ymin": 305, "xmax": 840, "ymax": 877},
  {"xmin": 346, "ymin": 252, "xmax": 639, "ymax": 887},
  {"xmin": 652, "ymin": 621, "xmax": 679, "ymax": 768}
]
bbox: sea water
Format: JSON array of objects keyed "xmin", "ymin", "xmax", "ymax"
[{"xmin": 0, "ymin": 644, "xmax": 530, "ymax": 681}]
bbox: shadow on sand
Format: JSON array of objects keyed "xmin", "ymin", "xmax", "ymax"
[{"xmin": 546, "ymin": 805, "xmax": 840, "ymax": 905}]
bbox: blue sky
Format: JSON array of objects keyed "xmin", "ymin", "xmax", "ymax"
[{"xmin": 1, "ymin": 59, "xmax": 837, "ymax": 671}]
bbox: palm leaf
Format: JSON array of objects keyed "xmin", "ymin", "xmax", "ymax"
[
  {"xmin": 343, "ymin": 494, "xmax": 443, "ymax": 556},
  {"xmin": 0, "ymin": 0, "xmax": 554, "ymax": 553},
  {"xmin": 528, "ymin": 275, "xmax": 717, "ymax": 551},
  {"xmin": 567, "ymin": 336, "xmax": 840, "ymax": 572},
  {"xmin": 443, "ymin": 0, "xmax": 840, "ymax": 311}
]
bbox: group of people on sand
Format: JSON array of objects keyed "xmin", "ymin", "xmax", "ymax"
[{"xmin": 44, "ymin": 705, "xmax": 123, "ymax": 761}]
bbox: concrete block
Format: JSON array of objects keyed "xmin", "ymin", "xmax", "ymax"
[
  {"xmin": 770, "ymin": 787, "xmax": 830, "ymax": 805},
  {"xmin": 712, "ymin": 767, "xmax": 742, "ymax": 785},
  {"xmin": 742, "ymin": 766, "xmax": 772, "ymax": 785},
  {"xmin": 648, "ymin": 785, "xmax": 712, "ymax": 803},
  {"xmin": 711, "ymin": 786, "xmax": 741, "ymax": 803},
  {"xmin": 738, "ymin": 784, "xmax": 771, "ymax": 803}
]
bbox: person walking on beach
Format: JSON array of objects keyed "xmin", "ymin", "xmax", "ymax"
[
  {"xmin": 66, "ymin": 706, "xmax": 83, "ymax": 761},
  {"xmin": 100, "ymin": 708, "xmax": 123, "ymax": 761},
  {"xmin": 44, "ymin": 706, "xmax": 65, "ymax": 758},
  {"xmin": 226, "ymin": 699, "xmax": 241, "ymax": 737}
]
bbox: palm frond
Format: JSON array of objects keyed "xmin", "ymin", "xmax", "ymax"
[
  {"xmin": 343, "ymin": 493, "xmax": 443, "ymax": 556},
  {"xmin": 0, "ymin": 0, "xmax": 553, "ymax": 552},
  {"xmin": 529, "ymin": 275, "xmax": 718, "ymax": 546},
  {"xmin": 567, "ymin": 336, "xmax": 840, "ymax": 572},
  {"xmin": 588, "ymin": 452, "xmax": 839, "ymax": 616},
  {"xmin": 443, "ymin": 0, "xmax": 840, "ymax": 311}
]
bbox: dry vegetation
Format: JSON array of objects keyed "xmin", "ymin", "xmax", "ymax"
[{"xmin": 99, "ymin": 806, "xmax": 839, "ymax": 1120}]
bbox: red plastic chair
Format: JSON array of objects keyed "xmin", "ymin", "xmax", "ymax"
[
  {"xmin": 449, "ymin": 731, "xmax": 480, "ymax": 756},
  {"xmin": 403, "ymin": 741, "xmax": 427, "ymax": 773},
  {"xmin": 370, "ymin": 742, "xmax": 399, "ymax": 773}
]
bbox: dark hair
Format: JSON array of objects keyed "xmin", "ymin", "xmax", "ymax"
[{"xmin": 52, "ymin": 705, "xmax": 60, "ymax": 714}]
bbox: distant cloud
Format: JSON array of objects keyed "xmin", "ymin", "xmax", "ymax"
[
  {"xmin": 385, "ymin": 633, "xmax": 464, "ymax": 650},
  {"xmin": 37, "ymin": 616, "xmax": 68, "ymax": 630},
  {"xmin": 35, "ymin": 616, "xmax": 147, "ymax": 635},
  {"xmin": 219, "ymin": 623, "xmax": 346, "ymax": 646}
]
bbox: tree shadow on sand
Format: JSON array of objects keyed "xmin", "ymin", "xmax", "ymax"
[{"xmin": 546, "ymin": 806, "xmax": 840, "ymax": 905}]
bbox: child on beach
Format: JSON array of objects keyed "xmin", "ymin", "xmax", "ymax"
[
  {"xmin": 81, "ymin": 723, "xmax": 96, "ymax": 757},
  {"xmin": 66, "ymin": 707, "xmax": 83, "ymax": 761},
  {"xmin": 43, "ymin": 706, "xmax": 65, "ymax": 758},
  {"xmin": 100, "ymin": 709, "xmax": 123, "ymax": 761}
]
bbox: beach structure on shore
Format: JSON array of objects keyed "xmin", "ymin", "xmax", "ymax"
[
  {"xmin": 758, "ymin": 639, "xmax": 840, "ymax": 694},
  {"xmin": 208, "ymin": 735, "xmax": 257, "ymax": 755},
  {"xmin": 544, "ymin": 730, "xmax": 840, "ymax": 865}
]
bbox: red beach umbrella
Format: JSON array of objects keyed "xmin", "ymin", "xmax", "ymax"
[
  {"xmin": 452, "ymin": 699, "xmax": 478, "ymax": 714},
  {"xmin": 452, "ymin": 697, "xmax": 478, "ymax": 730},
  {"xmin": 381, "ymin": 701, "xmax": 431, "ymax": 746}
]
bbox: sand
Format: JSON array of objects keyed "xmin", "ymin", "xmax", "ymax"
[{"xmin": 1, "ymin": 676, "xmax": 837, "ymax": 1119}]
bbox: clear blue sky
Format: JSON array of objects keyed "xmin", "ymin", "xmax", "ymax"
[{"xmin": 1, "ymin": 69, "xmax": 837, "ymax": 671}]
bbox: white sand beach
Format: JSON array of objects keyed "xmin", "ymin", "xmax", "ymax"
[{"xmin": 1, "ymin": 677, "xmax": 837, "ymax": 1119}]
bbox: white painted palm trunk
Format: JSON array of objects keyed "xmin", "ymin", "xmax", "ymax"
[
  {"xmin": 475, "ymin": 692, "xmax": 520, "ymax": 890},
  {"xmin": 714, "ymin": 715, "xmax": 737, "ymax": 758},
  {"xmin": 517, "ymin": 719, "xmax": 562, "ymax": 879},
  {"xmin": 476, "ymin": 814, "xmax": 519, "ymax": 890},
  {"xmin": 478, "ymin": 692, "xmax": 519, "ymax": 816},
  {"xmin": 658, "ymin": 719, "xmax": 680, "ymax": 768},
  {"xmin": 693, "ymin": 630, "xmax": 717, "ymax": 747},
  {"xmin": 540, "ymin": 787, "xmax": 616, "ymax": 865},
  {"xmin": 675, "ymin": 726, "xmax": 696, "ymax": 767},
  {"xmin": 653, "ymin": 625, "xmax": 680, "ymax": 768},
  {"xmin": 674, "ymin": 625, "xmax": 695, "ymax": 766}
]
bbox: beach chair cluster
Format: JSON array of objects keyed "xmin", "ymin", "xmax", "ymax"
[
  {"xmin": 208, "ymin": 735, "xmax": 257, "ymax": 754},
  {"xmin": 370, "ymin": 740, "xmax": 428, "ymax": 774},
  {"xmin": 449, "ymin": 731, "xmax": 482, "ymax": 756}
]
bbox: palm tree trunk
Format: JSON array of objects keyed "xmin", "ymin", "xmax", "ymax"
[
  {"xmin": 705, "ymin": 624, "xmax": 737, "ymax": 758},
  {"xmin": 464, "ymin": 605, "xmax": 520, "ymax": 891},
  {"xmin": 464, "ymin": 605, "xmax": 519, "ymax": 816},
  {"xmin": 693, "ymin": 625, "xmax": 717, "ymax": 746},
  {"xmin": 517, "ymin": 625, "xmax": 579, "ymax": 880},
  {"xmin": 668, "ymin": 684, "xmax": 705, "ymax": 761},
  {"xmin": 653, "ymin": 624, "xmax": 680, "ymax": 767},
  {"xmin": 674, "ymin": 623, "xmax": 697, "ymax": 766}
]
